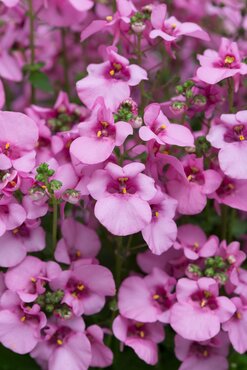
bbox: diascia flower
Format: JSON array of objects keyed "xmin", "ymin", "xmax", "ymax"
[
  {"xmin": 76, "ymin": 47, "xmax": 148, "ymax": 111},
  {"xmin": 0, "ymin": 111, "xmax": 38, "ymax": 173},
  {"xmin": 170, "ymin": 277, "xmax": 236, "ymax": 341},
  {"xmin": 207, "ymin": 110, "xmax": 247, "ymax": 179},
  {"xmin": 87, "ymin": 162, "xmax": 156, "ymax": 236},
  {"xmin": 139, "ymin": 103, "xmax": 194, "ymax": 147},
  {"xmin": 70, "ymin": 98, "xmax": 133, "ymax": 165},
  {"xmin": 113, "ymin": 315, "xmax": 165, "ymax": 365},
  {"xmin": 150, "ymin": 4, "xmax": 209, "ymax": 56},
  {"xmin": 197, "ymin": 38, "xmax": 247, "ymax": 85}
]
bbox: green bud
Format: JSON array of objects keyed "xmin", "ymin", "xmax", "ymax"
[
  {"xmin": 46, "ymin": 304, "xmax": 55, "ymax": 313},
  {"xmin": 185, "ymin": 89, "xmax": 193, "ymax": 99},
  {"xmin": 215, "ymin": 272, "xmax": 228, "ymax": 284},
  {"xmin": 53, "ymin": 290, "xmax": 65, "ymax": 304},
  {"xmin": 205, "ymin": 257, "xmax": 215, "ymax": 267},
  {"xmin": 183, "ymin": 80, "xmax": 194, "ymax": 88},
  {"xmin": 176, "ymin": 85, "xmax": 184, "ymax": 94},
  {"xmin": 49, "ymin": 180, "xmax": 62, "ymax": 191},
  {"xmin": 204, "ymin": 267, "xmax": 215, "ymax": 277}
]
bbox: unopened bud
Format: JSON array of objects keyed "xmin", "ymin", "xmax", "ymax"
[{"xmin": 131, "ymin": 21, "xmax": 146, "ymax": 33}]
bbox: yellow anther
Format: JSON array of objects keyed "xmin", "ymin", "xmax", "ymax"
[
  {"xmin": 97, "ymin": 130, "xmax": 102, "ymax": 138},
  {"xmin": 236, "ymin": 311, "xmax": 242, "ymax": 320},
  {"xmin": 106, "ymin": 15, "xmax": 113, "ymax": 22},
  {"xmin": 135, "ymin": 322, "xmax": 144, "ymax": 328},
  {"xmin": 200, "ymin": 299, "xmax": 207, "ymax": 308},
  {"xmin": 139, "ymin": 330, "xmax": 145, "ymax": 338},
  {"xmin": 171, "ymin": 23, "xmax": 177, "ymax": 29},
  {"xmin": 72, "ymin": 292, "xmax": 78, "ymax": 298},
  {"xmin": 160, "ymin": 124, "xmax": 166, "ymax": 129},
  {"xmin": 10, "ymin": 181, "xmax": 16, "ymax": 187},
  {"xmin": 5, "ymin": 143, "xmax": 10, "ymax": 150},
  {"xmin": 155, "ymin": 211, "xmax": 159, "ymax": 218},
  {"xmin": 20, "ymin": 316, "xmax": 26, "ymax": 322},
  {"xmin": 12, "ymin": 228, "xmax": 19, "ymax": 235},
  {"xmin": 118, "ymin": 177, "xmax": 128, "ymax": 182},
  {"xmin": 203, "ymin": 350, "xmax": 208, "ymax": 357},
  {"xmin": 101, "ymin": 121, "xmax": 109, "ymax": 127},
  {"xmin": 193, "ymin": 242, "xmax": 199, "ymax": 249},
  {"xmin": 122, "ymin": 187, "xmax": 127, "ymax": 194},
  {"xmin": 76, "ymin": 250, "xmax": 81, "ymax": 257},
  {"xmin": 204, "ymin": 290, "xmax": 211, "ymax": 298},
  {"xmin": 41, "ymin": 185, "xmax": 47, "ymax": 189},
  {"xmin": 191, "ymin": 166, "xmax": 199, "ymax": 174},
  {"xmin": 187, "ymin": 174, "xmax": 193, "ymax": 181},
  {"xmin": 239, "ymin": 135, "xmax": 245, "ymax": 141},
  {"xmin": 57, "ymin": 339, "xmax": 63, "ymax": 345},
  {"xmin": 109, "ymin": 69, "xmax": 115, "ymax": 76},
  {"xmin": 224, "ymin": 55, "xmax": 235, "ymax": 64},
  {"xmin": 77, "ymin": 283, "xmax": 85, "ymax": 291},
  {"xmin": 65, "ymin": 140, "xmax": 72, "ymax": 149},
  {"xmin": 30, "ymin": 277, "xmax": 36, "ymax": 283},
  {"xmin": 153, "ymin": 294, "xmax": 160, "ymax": 300},
  {"xmin": 113, "ymin": 63, "xmax": 122, "ymax": 71}
]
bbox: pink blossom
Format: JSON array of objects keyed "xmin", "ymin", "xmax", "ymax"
[
  {"xmin": 141, "ymin": 190, "xmax": 177, "ymax": 255},
  {"xmin": 207, "ymin": 111, "xmax": 247, "ymax": 179},
  {"xmin": 76, "ymin": 47, "xmax": 148, "ymax": 111},
  {"xmin": 0, "ymin": 111, "xmax": 38, "ymax": 173},
  {"xmin": 175, "ymin": 332, "xmax": 229, "ymax": 370},
  {"xmin": 118, "ymin": 268, "xmax": 176, "ymax": 323},
  {"xmin": 31, "ymin": 317, "xmax": 91, "ymax": 370},
  {"xmin": 50, "ymin": 264, "xmax": 115, "ymax": 316},
  {"xmin": 0, "ymin": 290, "xmax": 46, "ymax": 354},
  {"xmin": 0, "ymin": 196, "xmax": 26, "ymax": 237},
  {"xmin": 70, "ymin": 98, "xmax": 133, "ymax": 165},
  {"xmin": 222, "ymin": 296, "xmax": 247, "ymax": 354},
  {"xmin": 113, "ymin": 315, "xmax": 165, "ymax": 365},
  {"xmin": 55, "ymin": 217, "xmax": 100, "ymax": 265},
  {"xmin": 164, "ymin": 154, "xmax": 222, "ymax": 214},
  {"xmin": 87, "ymin": 162, "xmax": 156, "ymax": 236},
  {"xmin": 197, "ymin": 38, "xmax": 247, "ymax": 84},
  {"xmin": 150, "ymin": 4, "xmax": 209, "ymax": 56},
  {"xmin": 175, "ymin": 224, "xmax": 218, "ymax": 260},
  {"xmin": 86, "ymin": 325, "xmax": 113, "ymax": 368},
  {"xmin": 139, "ymin": 103, "xmax": 194, "ymax": 147},
  {"xmin": 170, "ymin": 277, "xmax": 236, "ymax": 341}
]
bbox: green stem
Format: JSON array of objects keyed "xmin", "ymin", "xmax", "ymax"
[
  {"xmin": 115, "ymin": 237, "xmax": 123, "ymax": 289},
  {"xmin": 52, "ymin": 197, "xmax": 58, "ymax": 252},
  {"xmin": 61, "ymin": 28, "xmax": 70, "ymax": 97},
  {"xmin": 137, "ymin": 34, "xmax": 146, "ymax": 112},
  {"xmin": 227, "ymin": 78, "xmax": 234, "ymax": 113},
  {"xmin": 221, "ymin": 204, "xmax": 228, "ymax": 241},
  {"xmin": 27, "ymin": 0, "xmax": 36, "ymax": 104}
]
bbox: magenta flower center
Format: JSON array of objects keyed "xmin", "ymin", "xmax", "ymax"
[
  {"xmin": 107, "ymin": 177, "xmax": 137, "ymax": 195},
  {"xmin": 105, "ymin": 62, "xmax": 130, "ymax": 81},
  {"xmin": 96, "ymin": 120, "xmax": 115, "ymax": 139},
  {"xmin": 128, "ymin": 322, "xmax": 146, "ymax": 338},
  {"xmin": 224, "ymin": 124, "xmax": 247, "ymax": 143},
  {"xmin": 67, "ymin": 278, "xmax": 88, "ymax": 298},
  {"xmin": 191, "ymin": 289, "xmax": 218, "ymax": 310},
  {"xmin": 152, "ymin": 286, "xmax": 173, "ymax": 310}
]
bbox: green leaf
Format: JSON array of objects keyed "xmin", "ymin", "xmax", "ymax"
[
  {"xmin": 0, "ymin": 345, "xmax": 41, "ymax": 370},
  {"xmin": 29, "ymin": 71, "xmax": 53, "ymax": 93}
]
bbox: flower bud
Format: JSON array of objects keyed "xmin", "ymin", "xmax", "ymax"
[
  {"xmin": 170, "ymin": 101, "xmax": 188, "ymax": 115},
  {"xmin": 132, "ymin": 116, "xmax": 143, "ymax": 129},
  {"xmin": 131, "ymin": 21, "xmax": 146, "ymax": 34}
]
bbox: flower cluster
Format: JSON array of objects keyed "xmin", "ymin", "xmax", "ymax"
[{"xmin": 0, "ymin": 1, "xmax": 247, "ymax": 370}]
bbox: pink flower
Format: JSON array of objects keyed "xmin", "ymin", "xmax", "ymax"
[
  {"xmin": 207, "ymin": 111, "xmax": 247, "ymax": 179},
  {"xmin": 175, "ymin": 224, "xmax": 218, "ymax": 260},
  {"xmin": 175, "ymin": 332, "xmax": 229, "ymax": 370},
  {"xmin": 86, "ymin": 325, "xmax": 113, "ymax": 368},
  {"xmin": 5, "ymin": 256, "xmax": 61, "ymax": 302},
  {"xmin": 76, "ymin": 47, "xmax": 148, "ymax": 111},
  {"xmin": 0, "ymin": 196, "xmax": 26, "ymax": 237},
  {"xmin": 87, "ymin": 162, "xmax": 156, "ymax": 236},
  {"xmin": 0, "ymin": 290, "xmax": 46, "ymax": 354},
  {"xmin": 70, "ymin": 98, "xmax": 133, "ymax": 165},
  {"xmin": 31, "ymin": 317, "xmax": 91, "ymax": 370},
  {"xmin": 141, "ymin": 190, "xmax": 178, "ymax": 255},
  {"xmin": 170, "ymin": 277, "xmax": 236, "ymax": 341},
  {"xmin": 139, "ymin": 103, "xmax": 194, "ymax": 147},
  {"xmin": 55, "ymin": 217, "xmax": 100, "ymax": 265},
  {"xmin": 0, "ymin": 111, "xmax": 38, "ymax": 173},
  {"xmin": 118, "ymin": 268, "xmax": 176, "ymax": 323},
  {"xmin": 222, "ymin": 296, "xmax": 247, "ymax": 354},
  {"xmin": 150, "ymin": 4, "xmax": 209, "ymax": 56},
  {"xmin": 164, "ymin": 154, "xmax": 222, "ymax": 214},
  {"xmin": 113, "ymin": 315, "xmax": 165, "ymax": 365},
  {"xmin": 50, "ymin": 264, "xmax": 115, "ymax": 316},
  {"xmin": 211, "ymin": 173, "xmax": 247, "ymax": 212},
  {"xmin": 197, "ymin": 38, "xmax": 247, "ymax": 84}
]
